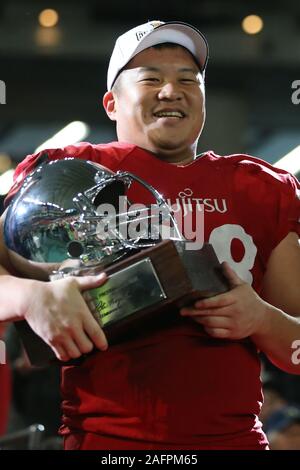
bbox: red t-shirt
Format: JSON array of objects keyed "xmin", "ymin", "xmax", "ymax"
[{"xmin": 5, "ymin": 142, "xmax": 300, "ymax": 449}]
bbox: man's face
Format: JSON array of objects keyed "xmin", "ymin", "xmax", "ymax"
[{"xmin": 103, "ymin": 46, "xmax": 205, "ymax": 164}]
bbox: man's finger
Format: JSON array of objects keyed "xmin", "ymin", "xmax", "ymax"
[
  {"xmin": 75, "ymin": 272, "xmax": 107, "ymax": 291},
  {"xmin": 72, "ymin": 329, "xmax": 94, "ymax": 355},
  {"xmin": 62, "ymin": 338, "xmax": 83, "ymax": 359},
  {"xmin": 180, "ymin": 306, "xmax": 231, "ymax": 317},
  {"xmin": 53, "ymin": 345, "xmax": 69, "ymax": 362},
  {"xmin": 222, "ymin": 262, "xmax": 244, "ymax": 289},
  {"xmin": 204, "ymin": 327, "xmax": 230, "ymax": 338},
  {"xmin": 83, "ymin": 315, "xmax": 108, "ymax": 351},
  {"xmin": 193, "ymin": 292, "xmax": 235, "ymax": 309},
  {"xmin": 194, "ymin": 315, "xmax": 231, "ymax": 329}
]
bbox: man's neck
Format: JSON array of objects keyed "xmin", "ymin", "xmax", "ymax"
[{"xmin": 148, "ymin": 145, "xmax": 197, "ymax": 166}]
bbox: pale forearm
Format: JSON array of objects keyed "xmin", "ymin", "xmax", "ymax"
[
  {"xmin": 251, "ymin": 305, "xmax": 300, "ymax": 374},
  {"xmin": 0, "ymin": 267, "xmax": 36, "ymax": 322}
]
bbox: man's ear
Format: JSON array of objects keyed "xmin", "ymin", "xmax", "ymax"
[{"xmin": 103, "ymin": 91, "xmax": 117, "ymax": 121}]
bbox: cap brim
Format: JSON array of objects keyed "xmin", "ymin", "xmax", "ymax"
[{"xmin": 131, "ymin": 21, "xmax": 208, "ymax": 73}]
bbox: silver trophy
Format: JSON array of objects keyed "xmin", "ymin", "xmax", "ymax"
[{"xmin": 4, "ymin": 158, "xmax": 228, "ymax": 364}]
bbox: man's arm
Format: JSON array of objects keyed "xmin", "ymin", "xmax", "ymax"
[
  {"xmin": 251, "ymin": 231, "xmax": 300, "ymax": 372},
  {"xmin": 180, "ymin": 232, "xmax": 300, "ymax": 374},
  {"xmin": 0, "ymin": 212, "xmax": 108, "ymax": 362}
]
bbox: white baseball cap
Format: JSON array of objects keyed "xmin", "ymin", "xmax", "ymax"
[{"xmin": 107, "ymin": 20, "xmax": 209, "ymax": 90}]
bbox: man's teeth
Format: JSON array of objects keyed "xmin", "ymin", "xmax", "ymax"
[{"xmin": 154, "ymin": 111, "xmax": 184, "ymax": 118}]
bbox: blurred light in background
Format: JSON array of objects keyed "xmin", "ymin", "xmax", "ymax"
[
  {"xmin": 35, "ymin": 121, "xmax": 90, "ymax": 153},
  {"xmin": 0, "ymin": 169, "xmax": 14, "ymax": 196},
  {"xmin": 242, "ymin": 15, "xmax": 264, "ymax": 35},
  {"xmin": 35, "ymin": 26, "xmax": 61, "ymax": 47},
  {"xmin": 0, "ymin": 154, "xmax": 12, "ymax": 174},
  {"xmin": 38, "ymin": 9, "xmax": 59, "ymax": 28},
  {"xmin": 274, "ymin": 145, "xmax": 300, "ymax": 175}
]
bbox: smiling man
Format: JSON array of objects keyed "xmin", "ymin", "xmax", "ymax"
[
  {"xmin": 1, "ymin": 20, "xmax": 300, "ymax": 450},
  {"xmin": 103, "ymin": 46, "xmax": 205, "ymax": 164}
]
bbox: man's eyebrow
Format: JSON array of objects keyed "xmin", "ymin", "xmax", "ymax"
[
  {"xmin": 137, "ymin": 66, "xmax": 160, "ymax": 72},
  {"xmin": 178, "ymin": 67, "xmax": 200, "ymax": 74},
  {"xmin": 137, "ymin": 66, "xmax": 199, "ymax": 74}
]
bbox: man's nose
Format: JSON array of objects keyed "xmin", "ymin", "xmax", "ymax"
[{"xmin": 157, "ymin": 82, "xmax": 183, "ymax": 100}]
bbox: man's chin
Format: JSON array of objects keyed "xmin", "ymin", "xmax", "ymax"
[
  {"xmin": 150, "ymin": 143, "xmax": 183, "ymax": 155},
  {"xmin": 147, "ymin": 141, "xmax": 195, "ymax": 163},
  {"xmin": 149, "ymin": 136, "xmax": 186, "ymax": 151}
]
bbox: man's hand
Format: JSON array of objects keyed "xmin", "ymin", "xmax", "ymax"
[
  {"xmin": 180, "ymin": 262, "xmax": 268, "ymax": 340},
  {"xmin": 24, "ymin": 273, "xmax": 108, "ymax": 362}
]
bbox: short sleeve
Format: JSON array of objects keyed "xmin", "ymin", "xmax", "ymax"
[
  {"xmin": 4, "ymin": 144, "xmax": 97, "ymax": 208},
  {"xmin": 230, "ymin": 154, "xmax": 300, "ymax": 251},
  {"xmin": 3, "ymin": 141, "xmax": 133, "ymax": 208},
  {"xmin": 276, "ymin": 172, "xmax": 300, "ymax": 243},
  {"xmin": 4, "ymin": 149, "xmax": 67, "ymax": 208}
]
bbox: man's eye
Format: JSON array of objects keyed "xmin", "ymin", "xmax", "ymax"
[
  {"xmin": 140, "ymin": 78, "xmax": 160, "ymax": 82},
  {"xmin": 180, "ymin": 78, "xmax": 196, "ymax": 83}
]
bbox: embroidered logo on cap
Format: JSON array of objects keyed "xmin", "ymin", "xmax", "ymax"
[
  {"xmin": 149, "ymin": 20, "xmax": 164, "ymax": 29},
  {"xmin": 136, "ymin": 21, "xmax": 164, "ymax": 42}
]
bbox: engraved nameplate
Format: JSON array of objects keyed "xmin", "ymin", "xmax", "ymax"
[{"xmin": 88, "ymin": 258, "xmax": 166, "ymax": 327}]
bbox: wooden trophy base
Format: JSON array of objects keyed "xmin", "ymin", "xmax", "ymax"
[{"xmin": 15, "ymin": 240, "xmax": 228, "ymax": 366}]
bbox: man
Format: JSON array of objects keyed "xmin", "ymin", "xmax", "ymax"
[{"xmin": 0, "ymin": 20, "xmax": 300, "ymax": 450}]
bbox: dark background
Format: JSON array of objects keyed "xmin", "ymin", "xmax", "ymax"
[{"xmin": 0, "ymin": 0, "xmax": 299, "ymax": 164}]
